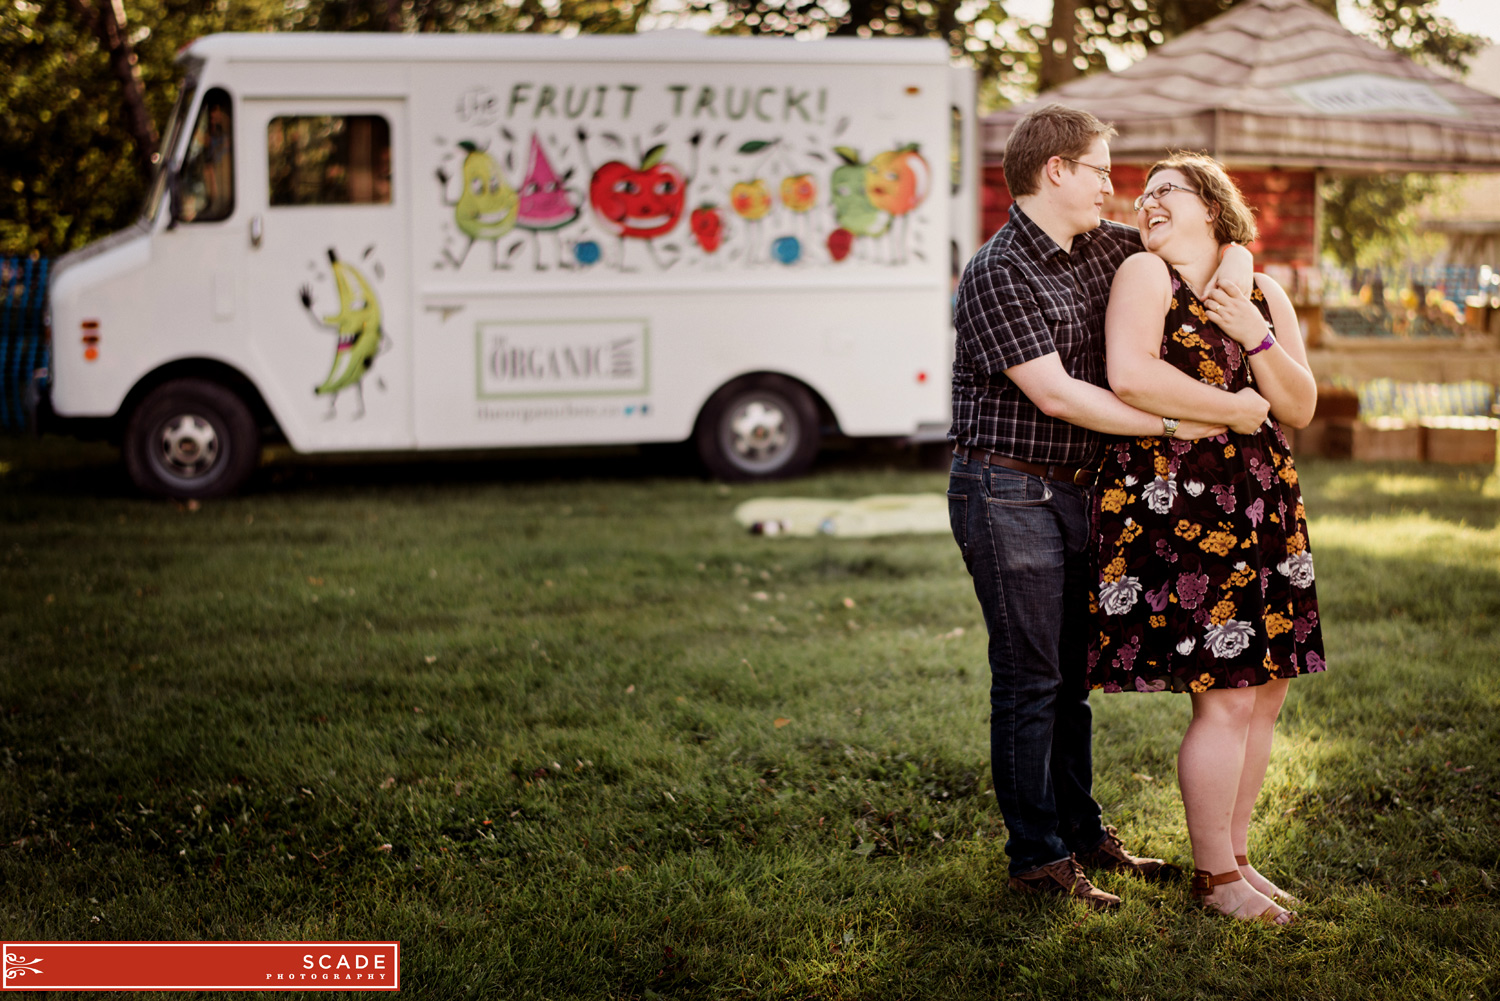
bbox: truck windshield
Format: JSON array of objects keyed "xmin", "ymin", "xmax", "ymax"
[
  {"xmin": 140, "ymin": 68, "xmax": 199, "ymax": 223},
  {"xmin": 176, "ymin": 88, "xmax": 235, "ymax": 222}
]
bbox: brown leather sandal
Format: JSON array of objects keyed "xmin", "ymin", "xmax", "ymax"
[
  {"xmin": 1236, "ymin": 854, "xmax": 1301, "ymax": 906},
  {"xmin": 1191, "ymin": 868, "xmax": 1294, "ymax": 925}
]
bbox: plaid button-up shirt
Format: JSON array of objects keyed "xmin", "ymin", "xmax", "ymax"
[{"xmin": 949, "ymin": 204, "xmax": 1143, "ymax": 468}]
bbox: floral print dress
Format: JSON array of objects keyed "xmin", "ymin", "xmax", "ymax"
[{"xmin": 1088, "ymin": 269, "xmax": 1325, "ymax": 694}]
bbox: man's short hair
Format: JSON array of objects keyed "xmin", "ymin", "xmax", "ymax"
[{"xmin": 1002, "ymin": 104, "xmax": 1117, "ymax": 198}]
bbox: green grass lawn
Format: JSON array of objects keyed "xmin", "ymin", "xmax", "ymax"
[{"xmin": 1, "ymin": 439, "xmax": 1497, "ymax": 1000}]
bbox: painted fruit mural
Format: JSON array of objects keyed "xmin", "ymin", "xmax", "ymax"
[
  {"xmin": 589, "ymin": 144, "xmax": 688, "ymax": 240},
  {"xmin": 780, "ymin": 174, "xmax": 817, "ymax": 213},
  {"xmin": 730, "ymin": 180, "xmax": 773, "ymax": 221},
  {"xmin": 830, "ymin": 147, "xmax": 889, "ymax": 238},
  {"xmin": 455, "ymin": 142, "xmax": 519, "ymax": 240},
  {"xmin": 690, "ymin": 205, "xmax": 724, "ymax": 253},
  {"xmin": 517, "ymin": 135, "xmax": 579, "ymax": 231},
  {"xmin": 298, "ymin": 249, "xmax": 384, "ymax": 419},
  {"xmin": 827, "ymin": 228, "xmax": 854, "ymax": 262},
  {"xmin": 867, "ymin": 144, "xmax": 930, "ymax": 218},
  {"xmin": 772, "ymin": 236, "xmax": 801, "ymax": 265}
]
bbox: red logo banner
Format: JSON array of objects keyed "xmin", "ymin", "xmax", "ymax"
[{"xmin": 2, "ymin": 942, "xmax": 400, "ymax": 991}]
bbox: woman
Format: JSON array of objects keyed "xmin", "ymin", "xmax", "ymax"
[{"xmin": 1089, "ymin": 153, "xmax": 1325, "ymax": 925}]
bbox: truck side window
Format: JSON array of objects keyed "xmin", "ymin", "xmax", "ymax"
[
  {"xmin": 950, "ymin": 104, "xmax": 962, "ymax": 197},
  {"xmin": 177, "ymin": 88, "xmax": 234, "ymax": 223},
  {"xmin": 268, "ymin": 116, "xmax": 392, "ymax": 206}
]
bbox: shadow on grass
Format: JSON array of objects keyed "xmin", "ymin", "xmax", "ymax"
[{"xmin": 0, "ymin": 433, "xmax": 951, "ymax": 500}]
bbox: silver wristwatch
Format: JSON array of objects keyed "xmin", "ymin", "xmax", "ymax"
[{"xmin": 1162, "ymin": 417, "xmax": 1181, "ymax": 438}]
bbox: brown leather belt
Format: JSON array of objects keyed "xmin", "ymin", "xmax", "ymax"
[{"xmin": 953, "ymin": 445, "xmax": 1096, "ymax": 487}]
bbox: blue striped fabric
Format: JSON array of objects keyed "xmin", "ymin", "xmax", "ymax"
[{"xmin": 0, "ymin": 257, "xmax": 51, "ymax": 432}]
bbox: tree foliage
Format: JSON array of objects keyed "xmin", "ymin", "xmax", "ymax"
[
  {"xmin": 1032, "ymin": 0, "xmax": 1476, "ymax": 90},
  {"xmin": 0, "ymin": 0, "xmax": 647, "ymax": 257},
  {"xmin": 277, "ymin": 0, "xmax": 644, "ymax": 34},
  {"xmin": 682, "ymin": 0, "xmax": 1026, "ymax": 99},
  {"xmin": 684, "ymin": 0, "xmax": 1478, "ymax": 100},
  {"xmin": 1320, "ymin": 172, "xmax": 1447, "ymax": 270},
  {"xmin": 0, "ymin": 0, "xmax": 1485, "ymax": 257},
  {"xmin": 3, "ymin": 0, "xmax": 276, "ymax": 256}
]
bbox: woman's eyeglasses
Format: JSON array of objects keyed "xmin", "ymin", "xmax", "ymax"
[{"xmin": 1134, "ymin": 182, "xmax": 1200, "ymax": 211}]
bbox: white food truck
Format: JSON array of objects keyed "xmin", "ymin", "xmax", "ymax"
[{"xmin": 39, "ymin": 32, "xmax": 977, "ymax": 497}]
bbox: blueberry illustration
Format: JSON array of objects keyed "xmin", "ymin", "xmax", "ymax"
[
  {"xmin": 574, "ymin": 240, "xmax": 601, "ymax": 266},
  {"xmin": 772, "ymin": 236, "xmax": 801, "ymax": 265}
]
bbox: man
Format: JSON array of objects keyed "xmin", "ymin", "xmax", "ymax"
[{"xmin": 947, "ymin": 105, "xmax": 1262, "ymax": 909}]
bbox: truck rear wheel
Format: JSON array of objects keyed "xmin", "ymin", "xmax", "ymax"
[
  {"xmin": 696, "ymin": 375, "xmax": 820, "ymax": 481},
  {"xmin": 124, "ymin": 379, "xmax": 260, "ymax": 499}
]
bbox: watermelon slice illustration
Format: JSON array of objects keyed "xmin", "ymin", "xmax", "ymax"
[{"xmin": 518, "ymin": 135, "xmax": 580, "ymax": 232}]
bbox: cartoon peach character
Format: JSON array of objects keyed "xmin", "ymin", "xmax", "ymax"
[
  {"xmin": 779, "ymin": 174, "xmax": 817, "ymax": 213},
  {"xmin": 731, "ymin": 180, "xmax": 773, "ymax": 221},
  {"xmin": 866, "ymin": 144, "xmax": 930, "ymax": 218}
]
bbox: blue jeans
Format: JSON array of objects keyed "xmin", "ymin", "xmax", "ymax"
[{"xmin": 947, "ymin": 453, "xmax": 1107, "ymax": 875}]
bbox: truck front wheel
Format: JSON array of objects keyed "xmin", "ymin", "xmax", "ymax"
[
  {"xmin": 696, "ymin": 375, "xmax": 821, "ymax": 481},
  {"xmin": 124, "ymin": 379, "xmax": 260, "ymax": 499}
]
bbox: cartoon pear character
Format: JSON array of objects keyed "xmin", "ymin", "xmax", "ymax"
[
  {"xmin": 299, "ymin": 249, "xmax": 384, "ymax": 420},
  {"xmin": 437, "ymin": 141, "xmax": 519, "ymax": 269}
]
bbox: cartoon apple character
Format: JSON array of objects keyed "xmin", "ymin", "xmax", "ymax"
[
  {"xmin": 866, "ymin": 144, "xmax": 930, "ymax": 217},
  {"xmin": 690, "ymin": 205, "xmax": 724, "ymax": 253},
  {"xmin": 731, "ymin": 180, "xmax": 773, "ymax": 221},
  {"xmin": 830, "ymin": 147, "xmax": 889, "ymax": 239},
  {"xmin": 589, "ymin": 144, "xmax": 688, "ymax": 240},
  {"xmin": 780, "ymin": 174, "xmax": 817, "ymax": 214}
]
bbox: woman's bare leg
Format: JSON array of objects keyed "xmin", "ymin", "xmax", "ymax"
[
  {"xmin": 1180, "ymin": 687, "xmax": 1287, "ymax": 921},
  {"xmin": 1230, "ymin": 679, "xmax": 1297, "ymax": 902}
]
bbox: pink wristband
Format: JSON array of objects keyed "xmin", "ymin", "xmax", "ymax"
[{"xmin": 1245, "ymin": 332, "xmax": 1275, "ymax": 356}]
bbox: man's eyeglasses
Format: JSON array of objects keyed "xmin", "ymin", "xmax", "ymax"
[
  {"xmin": 1058, "ymin": 157, "xmax": 1111, "ymax": 184},
  {"xmin": 1134, "ymin": 182, "xmax": 1200, "ymax": 211}
]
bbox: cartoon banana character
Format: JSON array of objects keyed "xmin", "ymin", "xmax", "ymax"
[{"xmin": 299, "ymin": 249, "xmax": 384, "ymax": 420}]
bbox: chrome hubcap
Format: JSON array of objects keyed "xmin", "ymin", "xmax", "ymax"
[
  {"xmin": 727, "ymin": 397, "xmax": 794, "ymax": 468},
  {"xmin": 156, "ymin": 414, "xmax": 220, "ymax": 479}
]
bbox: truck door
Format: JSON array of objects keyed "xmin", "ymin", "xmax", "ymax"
[{"xmin": 237, "ymin": 98, "xmax": 413, "ymax": 452}]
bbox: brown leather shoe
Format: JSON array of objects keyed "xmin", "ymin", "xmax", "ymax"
[
  {"xmin": 1008, "ymin": 855, "xmax": 1121, "ymax": 910},
  {"xmin": 1076, "ymin": 826, "xmax": 1180, "ymax": 881}
]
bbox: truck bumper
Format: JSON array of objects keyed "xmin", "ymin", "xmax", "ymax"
[
  {"xmin": 24, "ymin": 369, "xmax": 114, "ymax": 441},
  {"xmin": 23, "ymin": 367, "xmax": 51, "ymax": 437}
]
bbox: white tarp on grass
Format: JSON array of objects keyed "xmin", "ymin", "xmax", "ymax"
[{"xmin": 733, "ymin": 494, "xmax": 949, "ymax": 538}]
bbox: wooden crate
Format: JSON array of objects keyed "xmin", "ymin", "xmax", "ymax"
[
  {"xmin": 1286, "ymin": 418, "xmax": 1332, "ymax": 458},
  {"xmin": 1324, "ymin": 419, "xmax": 1424, "ymax": 461},
  {"xmin": 1422, "ymin": 421, "xmax": 1498, "ymax": 464},
  {"xmin": 1313, "ymin": 384, "xmax": 1360, "ymax": 421}
]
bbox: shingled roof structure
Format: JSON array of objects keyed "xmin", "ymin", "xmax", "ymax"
[{"xmin": 983, "ymin": 0, "xmax": 1500, "ymax": 171}]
